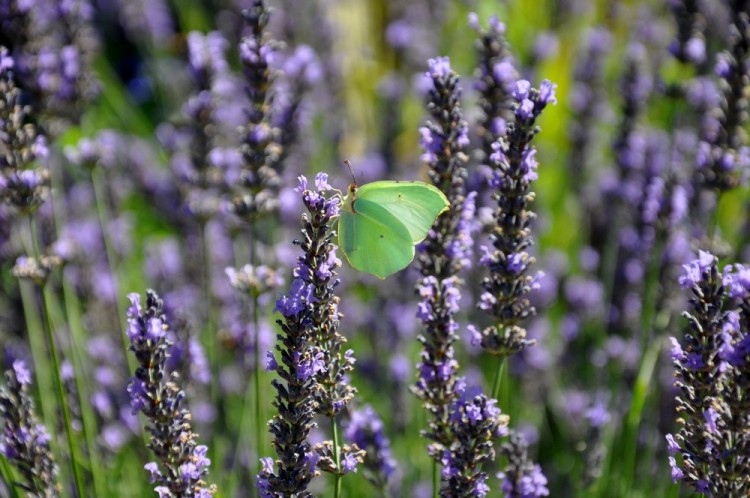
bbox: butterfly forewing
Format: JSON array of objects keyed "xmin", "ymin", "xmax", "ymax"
[{"xmin": 356, "ymin": 181, "xmax": 449, "ymax": 243}]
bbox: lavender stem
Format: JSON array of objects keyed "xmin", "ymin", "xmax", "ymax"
[
  {"xmin": 31, "ymin": 215, "xmax": 85, "ymax": 495},
  {"xmin": 90, "ymin": 169, "xmax": 132, "ymax": 371},
  {"xmin": 333, "ymin": 419, "xmax": 342, "ymax": 498},
  {"xmin": 0, "ymin": 454, "xmax": 20, "ymax": 498},
  {"xmin": 491, "ymin": 358, "xmax": 506, "ymax": 405},
  {"xmin": 252, "ymin": 226, "xmax": 264, "ymax": 479}
]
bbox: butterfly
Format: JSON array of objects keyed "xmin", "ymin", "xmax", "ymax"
[{"xmin": 337, "ymin": 174, "xmax": 449, "ymax": 279}]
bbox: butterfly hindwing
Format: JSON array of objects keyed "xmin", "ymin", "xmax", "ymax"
[{"xmin": 356, "ymin": 181, "xmax": 449, "ymax": 243}]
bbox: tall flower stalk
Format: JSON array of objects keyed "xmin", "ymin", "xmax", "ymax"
[
  {"xmin": 416, "ymin": 55, "xmax": 514, "ymax": 498},
  {"xmin": 471, "ymin": 13, "xmax": 518, "ymax": 164},
  {"xmin": 667, "ymin": 251, "xmax": 750, "ymax": 495},
  {"xmin": 126, "ymin": 290, "xmax": 216, "ymax": 497},
  {"xmin": 475, "ymin": 79, "xmax": 556, "ymax": 400},
  {"xmin": 413, "ymin": 56, "xmax": 471, "ymax": 484},
  {"xmin": 0, "ymin": 46, "xmax": 85, "ymax": 495},
  {"xmin": 302, "ymin": 174, "xmax": 361, "ymax": 497},
  {"xmin": 230, "ymin": 1, "xmax": 316, "ymax": 477},
  {"xmin": 259, "ymin": 174, "xmax": 362, "ymax": 497}
]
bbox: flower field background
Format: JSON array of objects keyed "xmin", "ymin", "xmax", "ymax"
[{"xmin": 0, "ymin": 0, "xmax": 748, "ymax": 497}]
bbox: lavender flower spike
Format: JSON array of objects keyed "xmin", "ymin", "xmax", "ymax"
[
  {"xmin": 471, "ymin": 14, "xmax": 518, "ymax": 160},
  {"xmin": 126, "ymin": 291, "xmax": 216, "ymax": 497},
  {"xmin": 414, "ymin": 56, "xmax": 474, "ymax": 465},
  {"xmin": 0, "ymin": 47, "xmax": 50, "ymax": 214},
  {"xmin": 440, "ymin": 383, "xmax": 509, "ymax": 497},
  {"xmin": 498, "ymin": 431, "xmax": 550, "ymax": 498},
  {"xmin": 259, "ymin": 174, "xmax": 362, "ymax": 496},
  {"xmin": 344, "ymin": 405, "xmax": 397, "ymax": 490},
  {"xmin": 476, "ymin": 79, "xmax": 556, "ymax": 357},
  {"xmin": 303, "ymin": 173, "xmax": 363, "ymax": 477},
  {"xmin": 0, "ymin": 360, "xmax": 59, "ymax": 497},
  {"xmin": 668, "ymin": 252, "xmax": 750, "ymax": 495}
]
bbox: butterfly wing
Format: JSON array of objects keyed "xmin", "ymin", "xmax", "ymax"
[
  {"xmin": 356, "ymin": 181, "xmax": 449, "ymax": 243},
  {"xmin": 338, "ymin": 198, "xmax": 415, "ymax": 279}
]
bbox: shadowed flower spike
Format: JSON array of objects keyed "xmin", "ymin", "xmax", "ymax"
[
  {"xmin": 0, "ymin": 360, "xmax": 59, "ymax": 497},
  {"xmin": 476, "ymin": 79, "xmax": 555, "ymax": 357},
  {"xmin": 668, "ymin": 251, "xmax": 750, "ymax": 495},
  {"xmin": 0, "ymin": 49, "xmax": 50, "ymax": 214},
  {"xmin": 125, "ymin": 290, "xmax": 216, "ymax": 497}
]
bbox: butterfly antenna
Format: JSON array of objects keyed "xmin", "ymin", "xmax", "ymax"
[{"xmin": 343, "ymin": 159, "xmax": 357, "ymax": 187}]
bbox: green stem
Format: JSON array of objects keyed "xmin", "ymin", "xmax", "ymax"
[
  {"xmin": 45, "ymin": 285, "xmax": 107, "ymax": 497},
  {"xmin": 432, "ymin": 459, "xmax": 439, "ymax": 498},
  {"xmin": 332, "ymin": 417, "xmax": 342, "ymax": 498},
  {"xmin": 0, "ymin": 453, "xmax": 21, "ymax": 498},
  {"xmin": 19, "ymin": 282, "xmax": 54, "ymax": 437},
  {"xmin": 491, "ymin": 357, "xmax": 506, "ymax": 403},
  {"xmin": 200, "ymin": 221, "xmax": 225, "ymax": 474},
  {"xmin": 28, "ymin": 216, "xmax": 85, "ymax": 496},
  {"xmin": 50, "ymin": 147, "xmax": 107, "ymax": 496},
  {"xmin": 90, "ymin": 169, "xmax": 132, "ymax": 371},
  {"xmin": 39, "ymin": 285, "xmax": 86, "ymax": 497},
  {"xmin": 251, "ymin": 224, "xmax": 264, "ymax": 479}
]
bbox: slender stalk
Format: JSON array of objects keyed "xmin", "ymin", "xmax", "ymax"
[
  {"xmin": 18, "ymin": 282, "xmax": 54, "ymax": 434},
  {"xmin": 332, "ymin": 418, "xmax": 342, "ymax": 498},
  {"xmin": 0, "ymin": 453, "xmax": 21, "ymax": 498},
  {"xmin": 39, "ymin": 286, "xmax": 86, "ymax": 496},
  {"xmin": 251, "ymin": 224, "xmax": 264, "ymax": 478},
  {"xmin": 45, "ymin": 285, "xmax": 107, "ymax": 497},
  {"xmin": 28, "ymin": 216, "xmax": 86, "ymax": 496},
  {"xmin": 90, "ymin": 169, "xmax": 132, "ymax": 371},
  {"xmin": 199, "ymin": 221, "xmax": 226, "ymax": 475},
  {"xmin": 491, "ymin": 357, "xmax": 506, "ymax": 403},
  {"xmin": 50, "ymin": 145, "xmax": 107, "ymax": 496},
  {"xmin": 432, "ymin": 459, "xmax": 439, "ymax": 498}
]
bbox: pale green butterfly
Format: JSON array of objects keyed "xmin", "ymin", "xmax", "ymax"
[{"xmin": 337, "ymin": 162, "xmax": 449, "ymax": 279}]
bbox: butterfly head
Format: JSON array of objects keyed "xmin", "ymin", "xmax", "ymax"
[{"xmin": 343, "ymin": 183, "xmax": 358, "ymax": 213}]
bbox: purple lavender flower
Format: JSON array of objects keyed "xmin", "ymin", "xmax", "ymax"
[
  {"xmin": 668, "ymin": 252, "xmax": 750, "ymax": 495},
  {"xmin": 567, "ymin": 27, "xmax": 612, "ymax": 195},
  {"xmin": 476, "ymin": 79, "xmax": 555, "ymax": 357},
  {"xmin": 0, "ymin": 49, "xmax": 50, "ymax": 213},
  {"xmin": 125, "ymin": 291, "xmax": 215, "ymax": 497},
  {"xmin": 231, "ymin": 0, "xmax": 312, "ymax": 221},
  {"xmin": 497, "ymin": 431, "xmax": 549, "ymax": 498},
  {"xmin": 690, "ymin": 6, "xmax": 750, "ymax": 192},
  {"xmin": 0, "ymin": 359, "xmax": 59, "ymax": 497},
  {"xmin": 668, "ymin": 0, "xmax": 709, "ymax": 66},
  {"xmin": 344, "ymin": 405, "xmax": 397, "ymax": 489},
  {"xmin": 261, "ymin": 174, "xmax": 361, "ymax": 494},
  {"xmin": 471, "ymin": 13, "xmax": 518, "ymax": 164},
  {"xmin": 414, "ymin": 57, "xmax": 483, "ymax": 478},
  {"xmin": 439, "ymin": 383, "xmax": 509, "ymax": 497}
]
